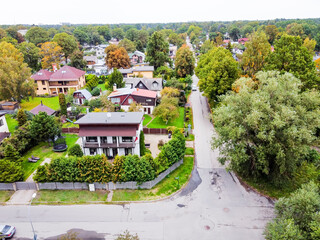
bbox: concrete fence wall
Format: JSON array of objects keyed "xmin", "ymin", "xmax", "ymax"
[{"xmin": 0, "ymin": 159, "xmax": 183, "ymax": 191}]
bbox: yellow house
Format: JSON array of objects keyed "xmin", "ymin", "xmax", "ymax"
[
  {"xmin": 32, "ymin": 66, "xmax": 86, "ymax": 95},
  {"xmin": 119, "ymin": 66, "xmax": 154, "ymax": 78}
]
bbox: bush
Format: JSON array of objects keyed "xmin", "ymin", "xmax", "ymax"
[
  {"xmin": 68, "ymin": 144, "xmax": 83, "ymax": 157},
  {"xmin": 158, "ymin": 140, "xmax": 164, "ymax": 149},
  {"xmin": 91, "ymin": 87, "xmax": 100, "ymax": 96},
  {"xmin": 0, "ymin": 159, "xmax": 23, "ymax": 183},
  {"xmin": 139, "ymin": 131, "xmax": 146, "ymax": 156}
]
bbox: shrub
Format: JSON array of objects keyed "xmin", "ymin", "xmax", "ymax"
[
  {"xmin": 0, "ymin": 159, "xmax": 23, "ymax": 183},
  {"xmin": 59, "ymin": 93, "xmax": 67, "ymax": 116},
  {"xmin": 17, "ymin": 109, "xmax": 27, "ymax": 127},
  {"xmin": 68, "ymin": 144, "xmax": 83, "ymax": 157},
  {"xmin": 158, "ymin": 140, "xmax": 164, "ymax": 150},
  {"xmin": 112, "ymin": 155, "xmax": 126, "ymax": 182},
  {"xmin": 139, "ymin": 131, "xmax": 146, "ymax": 156},
  {"xmin": 33, "ymin": 164, "xmax": 48, "ymax": 182},
  {"xmin": 91, "ymin": 87, "xmax": 100, "ymax": 96}
]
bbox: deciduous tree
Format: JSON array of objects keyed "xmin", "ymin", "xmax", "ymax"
[
  {"xmin": 175, "ymin": 44, "xmax": 195, "ymax": 77},
  {"xmin": 70, "ymin": 50, "xmax": 86, "ymax": 69},
  {"xmin": 118, "ymin": 38, "xmax": 136, "ymax": 53},
  {"xmin": 265, "ymin": 25, "xmax": 279, "ymax": 45},
  {"xmin": 19, "ymin": 42, "xmax": 41, "ymax": 71},
  {"xmin": 105, "ymin": 45, "xmax": 130, "ymax": 69},
  {"xmin": 25, "ymin": 27, "xmax": 50, "ymax": 46},
  {"xmin": 53, "ymin": 33, "xmax": 78, "ymax": 61},
  {"xmin": 112, "ymin": 28, "xmax": 125, "ymax": 41},
  {"xmin": 109, "ymin": 69, "xmax": 124, "ymax": 88},
  {"xmin": 39, "ymin": 42, "xmax": 62, "ymax": 70}
]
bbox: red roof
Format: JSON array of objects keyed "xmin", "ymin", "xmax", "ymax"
[
  {"xmin": 132, "ymin": 89, "xmax": 157, "ymax": 98},
  {"xmin": 31, "ymin": 70, "xmax": 53, "ymax": 81},
  {"xmin": 50, "ymin": 66, "xmax": 85, "ymax": 81}
]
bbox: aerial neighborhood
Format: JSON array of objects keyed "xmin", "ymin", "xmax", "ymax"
[{"xmin": 0, "ymin": 14, "xmax": 320, "ymax": 240}]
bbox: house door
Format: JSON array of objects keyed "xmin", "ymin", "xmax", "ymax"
[
  {"xmin": 148, "ymin": 108, "xmax": 151, "ymax": 114},
  {"xmin": 112, "ymin": 148, "xmax": 118, "ymax": 157},
  {"xmin": 79, "ymin": 98, "xmax": 82, "ymax": 105}
]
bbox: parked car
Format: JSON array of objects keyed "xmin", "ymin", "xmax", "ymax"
[
  {"xmin": 192, "ymin": 85, "xmax": 197, "ymax": 91},
  {"xmin": 0, "ymin": 225, "xmax": 16, "ymax": 239}
]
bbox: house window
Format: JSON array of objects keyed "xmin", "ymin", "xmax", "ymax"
[
  {"xmin": 128, "ymin": 98, "xmax": 133, "ymax": 104},
  {"xmin": 122, "ymin": 137, "xmax": 133, "ymax": 142},
  {"xmin": 42, "ymin": 80, "xmax": 45, "ymax": 85},
  {"xmin": 139, "ymin": 83, "xmax": 143, "ymax": 88},
  {"xmin": 111, "ymin": 97, "xmax": 120, "ymax": 103},
  {"xmin": 101, "ymin": 137, "xmax": 108, "ymax": 143},
  {"xmin": 43, "ymin": 88, "xmax": 46, "ymax": 90},
  {"xmin": 112, "ymin": 137, "xmax": 117, "ymax": 144},
  {"xmin": 146, "ymin": 99, "xmax": 152, "ymax": 102},
  {"xmin": 86, "ymin": 136, "xmax": 98, "ymax": 142},
  {"xmin": 89, "ymin": 148, "xmax": 96, "ymax": 155},
  {"xmin": 152, "ymin": 82, "xmax": 158, "ymax": 88},
  {"xmin": 125, "ymin": 148, "xmax": 132, "ymax": 156},
  {"xmin": 0, "ymin": 119, "xmax": 3, "ymax": 127}
]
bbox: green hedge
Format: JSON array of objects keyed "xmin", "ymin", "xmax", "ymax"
[{"xmin": 33, "ymin": 131, "xmax": 186, "ymax": 184}]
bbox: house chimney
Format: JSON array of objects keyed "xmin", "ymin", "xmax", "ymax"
[{"xmin": 113, "ymin": 83, "xmax": 117, "ymax": 92}]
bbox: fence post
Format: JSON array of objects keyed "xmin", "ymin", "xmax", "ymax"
[{"xmin": 13, "ymin": 182, "xmax": 16, "ymax": 191}]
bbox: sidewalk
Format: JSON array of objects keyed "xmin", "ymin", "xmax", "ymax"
[{"xmin": 6, "ymin": 190, "xmax": 37, "ymax": 205}]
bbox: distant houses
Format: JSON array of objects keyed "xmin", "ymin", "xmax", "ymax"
[
  {"xmin": 31, "ymin": 66, "xmax": 86, "ymax": 96},
  {"xmin": 128, "ymin": 50, "xmax": 145, "ymax": 65},
  {"xmin": 108, "ymin": 88, "xmax": 157, "ymax": 114},
  {"xmin": 119, "ymin": 66, "xmax": 154, "ymax": 78},
  {"xmin": 75, "ymin": 112, "xmax": 143, "ymax": 157}
]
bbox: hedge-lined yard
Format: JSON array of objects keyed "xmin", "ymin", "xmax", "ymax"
[
  {"xmin": 21, "ymin": 96, "xmax": 60, "ymax": 111},
  {"xmin": 148, "ymin": 107, "xmax": 185, "ymax": 129}
]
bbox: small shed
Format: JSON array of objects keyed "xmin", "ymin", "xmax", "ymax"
[
  {"xmin": 30, "ymin": 101, "xmax": 56, "ymax": 116},
  {"xmin": 0, "ymin": 101, "xmax": 20, "ymax": 111},
  {"xmin": 73, "ymin": 89, "xmax": 92, "ymax": 105}
]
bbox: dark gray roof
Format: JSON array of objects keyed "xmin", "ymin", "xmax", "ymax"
[
  {"xmin": 119, "ymin": 68, "xmax": 133, "ymax": 74},
  {"xmin": 133, "ymin": 66, "xmax": 154, "ymax": 72},
  {"xmin": 75, "ymin": 112, "xmax": 144, "ymax": 125},
  {"xmin": 73, "ymin": 89, "xmax": 92, "ymax": 100},
  {"xmin": 30, "ymin": 104, "xmax": 55, "ymax": 116},
  {"xmin": 124, "ymin": 78, "xmax": 163, "ymax": 91}
]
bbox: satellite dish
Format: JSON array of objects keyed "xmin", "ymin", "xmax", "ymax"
[{"xmin": 107, "ymin": 113, "xmax": 111, "ymax": 118}]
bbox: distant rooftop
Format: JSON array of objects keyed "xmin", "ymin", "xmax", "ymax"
[
  {"xmin": 29, "ymin": 102, "xmax": 56, "ymax": 116},
  {"xmin": 75, "ymin": 112, "xmax": 144, "ymax": 125}
]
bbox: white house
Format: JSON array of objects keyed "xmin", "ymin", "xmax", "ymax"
[{"xmin": 0, "ymin": 113, "xmax": 10, "ymax": 143}]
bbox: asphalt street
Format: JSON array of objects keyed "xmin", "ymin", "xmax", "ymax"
[{"xmin": 0, "ymin": 75, "xmax": 274, "ymax": 240}]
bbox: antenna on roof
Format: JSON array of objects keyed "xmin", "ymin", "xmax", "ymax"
[{"xmin": 107, "ymin": 113, "xmax": 111, "ymax": 118}]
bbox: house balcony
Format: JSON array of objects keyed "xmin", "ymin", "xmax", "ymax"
[
  {"xmin": 49, "ymin": 83, "xmax": 78, "ymax": 87},
  {"xmin": 119, "ymin": 142, "xmax": 135, "ymax": 148},
  {"xmin": 100, "ymin": 143, "xmax": 117, "ymax": 148},
  {"xmin": 84, "ymin": 142, "xmax": 99, "ymax": 148}
]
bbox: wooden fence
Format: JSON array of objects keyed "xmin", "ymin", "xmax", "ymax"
[
  {"xmin": 143, "ymin": 128, "xmax": 169, "ymax": 135},
  {"xmin": 62, "ymin": 127, "xmax": 79, "ymax": 133}
]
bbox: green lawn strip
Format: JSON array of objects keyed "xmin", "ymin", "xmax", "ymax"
[
  {"xmin": 185, "ymin": 147, "xmax": 194, "ymax": 155},
  {"xmin": 239, "ymin": 175, "xmax": 297, "ymax": 199},
  {"xmin": 96, "ymin": 83, "xmax": 107, "ymax": 92},
  {"xmin": 143, "ymin": 114, "xmax": 152, "ymax": 126},
  {"xmin": 0, "ymin": 191, "xmax": 14, "ymax": 203},
  {"xmin": 62, "ymin": 121, "xmax": 79, "ymax": 128},
  {"xmin": 21, "ymin": 96, "xmax": 60, "ymax": 111},
  {"xmin": 33, "ymin": 190, "xmax": 108, "ymax": 205},
  {"xmin": 5, "ymin": 114, "xmax": 18, "ymax": 134},
  {"xmin": 21, "ymin": 134, "xmax": 78, "ymax": 180},
  {"xmin": 186, "ymin": 134, "xmax": 194, "ymax": 141},
  {"xmin": 112, "ymin": 156, "xmax": 194, "ymax": 201},
  {"xmin": 148, "ymin": 107, "xmax": 185, "ymax": 129}
]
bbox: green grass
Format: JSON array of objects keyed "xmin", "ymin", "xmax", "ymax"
[
  {"xmin": 21, "ymin": 96, "xmax": 60, "ymax": 111},
  {"xmin": 143, "ymin": 114, "xmax": 152, "ymax": 126},
  {"xmin": 148, "ymin": 107, "xmax": 185, "ymax": 129},
  {"xmin": 33, "ymin": 190, "xmax": 109, "ymax": 205},
  {"xmin": 96, "ymin": 83, "xmax": 107, "ymax": 92},
  {"xmin": 21, "ymin": 134, "xmax": 79, "ymax": 180},
  {"xmin": 5, "ymin": 114, "xmax": 18, "ymax": 134},
  {"xmin": 112, "ymin": 156, "xmax": 194, "ymax": 201},
  {"xmin": 185, "ymin": 147, "xmax": 194, "ymax": 155},
  {"xmin": 186, "ymin": 134, "xmax": 195, "ymax": 141},
  {"xmin": 62, "ymin": 121, "xmax": 79, "ymax": 128},
  {"xmin": 239, "ymin": 175, "xmax": 297, "ymax": 199},
  {"xmin": 0, "ymin": 191, "xmax": 14, "ymax": 203}
]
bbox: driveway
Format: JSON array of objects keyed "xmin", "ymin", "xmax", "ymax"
[{"xmin": 1, "ymin": 75, "xmax": 273, "ymax": 239}]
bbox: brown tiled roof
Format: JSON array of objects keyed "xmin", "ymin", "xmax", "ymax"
[
  {"xmin": 30, "ymin": 103, "xmax": 55, "ymax": 116},
  {"xmin": 31, "ymin": 69, "xmax": 53, "ymax": 81},
  {"xmin": 50, "ymin": 66, "xmax": 85, "ymax": 81}
]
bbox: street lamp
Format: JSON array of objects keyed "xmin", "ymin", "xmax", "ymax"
[{"xmin": 28, "ymin": 192, "xmax": 37, "ymax": 240}]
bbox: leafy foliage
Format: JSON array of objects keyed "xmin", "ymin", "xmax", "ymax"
[
  {"xmin": 68, "ymin": 144, "xmax": 83, "ymax": 157},
  {"xmin": 39, "ymin": 42, "xmax": 62, "ymax": 70},
  {"xmin": 109, "ymin": 68, "xmax": 124, "ymax": 88},
  {"xmin": 53, "ymin": 33, "xmax": 78, "ymax": 60},
  {"xmin": 139, "ymin": 131, "xmax": 146, "ymax": 156},
  {"xmin": 105, "ymin": 44, "xmax": 130, "ymax": 69},
  {"xmin": 25, "ymin": 27, "xmax": 50, "ymax": 46},
  {"xmin": 175, "ymin": 44, "xmax": 195, "ymax": 78},
  {"xmin": 0, "ymin": 159, "xmax": 23, "ymax": 183},
  {"xmin": 17, "ymin": 109, "xmax": 27, "ymax": 127},
  {"xmin": 59, "ymin": 93, "xmax": 67, "ymax": 116}
]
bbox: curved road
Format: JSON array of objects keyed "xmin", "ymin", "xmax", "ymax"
[{"xmin": 1, "ymin": 78, "xmax": 274, "ymax": 239}]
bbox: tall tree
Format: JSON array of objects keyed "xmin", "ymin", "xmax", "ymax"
[
  {"xmin": 175, "ymin": 44, "xmax": 195, "ymax": 77},
  {"xmin": 97, "ymin": 25, "xmax": 111, "ymax": 41},
  {"xmin": 265, "ymin": 34, "xmax": 319, "ymax": 90},
  {"xmin": 145, "ymin": 31, "xmax": 171, "ymax": 70},
  {"xmin": 109, "ymin": 69, "xmax": 124, "ymax": 88},
  {"xmin": 118, "ymin": 38, "xmax": 136, "ymax": 53},
  {"xmin": 213, "ymin": 71, "xmax": 320, "ymax": 182},
  {"xmin": 53, "ymin": 33, "xmax": 78, "ymax": 61},
  {"xmin": 286, "ymin": 23, "xmax": 304, "ymax": 37},
  {"xmin": 73, "ymin": 28, "xmax": 89, "ymax": 45},
  {"xmin": 195, "ymin": 47, "xmax": 239, "ymax": 103},
  {"xmin": 70, "ymin": 50, "xmax": 86, "ymax": 69},
  {"xmin": 0, "ymin": 28, "xmax": 7, "ymax": 39},
  {"xmin": 112, "ymin": 28, "xmax": 125, "ymax": 41},
  {"xmin": 229, "ymin": 26, "xmax": 240, "ymax": 41},
  {"xmin": 265, "ymin": 25, "xmax": 279, "ymax": 45},
  {"xmin": 25, "ymin": 27, "xmax": 50, "ymax": 46},
  {"xmin": 19, "ymin": 42, "xmax": 41, "ymax": 72},
  {"xmin": 105, "ymin": 45, "xmax": 130, "ymax": 69},
  {"xmin": 39, "ymin": 42, "xmax": 62, "ymax": 70},
  {"xmin": 0, "ymin": 42, "xmax": 35, "ymax": 102},
  {"xmin": 240, "ymin": 31, "xmax": 271, "ymax": 77},
  {"xmin": 59, "ymin": 93, "xmax": 67, "ymax": 116},
  {"xmin": 303, "ymin": 37, "xmax": 316, "ymax": 55}
]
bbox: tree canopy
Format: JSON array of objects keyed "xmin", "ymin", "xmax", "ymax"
[
  {"xmin": 105, "ymin": 44, "xmax": 130, "ymax": 69},
  {"xmin": 53, "ymin": 32, "xmax": 78, "ymax": 61},
  {"xmin": 175, "ymin": 44, "xmax": 195, "ymax": 78},
  {"xmin": 25, "ymin": 27, "xmax": 50, "ymax": 46}
]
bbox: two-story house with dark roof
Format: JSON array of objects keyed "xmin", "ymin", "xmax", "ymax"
[
  {"xmin": 31, "ymin": 66, "xmax": 86, "ymax": 95},
  {"xmin": 75, "ymin": 112, "xmax": 144, "ymax": 157}
]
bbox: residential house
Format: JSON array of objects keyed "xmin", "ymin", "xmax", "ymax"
[
  {"xmin": 0, "ymin": 113, "xmax": 10, "ymax": 143},
  {"xmin": 108, "ymin": 88, "xmax": 157, "ymax": 114},
  {"xmin": 123, "ymin": 78, "xmax": 163, "ymax": 96},
  {"xmin": 75, "ymin": 112, "xmax": 144, "ymax": 157},
  {"xmin": 169, "ymin": 44, "xmax": 177, "ymax": 60},
  {"xmin": 73, "ymin": 89, "xmax": 92, "ymax": 105},
  {"xmin": 84, "ymin": 56, "xmax": 98, "ymax": 69},
  {"xmin": 238, "ymin": 38, "xmax": 249, "ymax": 45},
  {"xmin": 128, "ymin": 50, "xmax": 145, "ymax": 65},
  {"xmin": 30, "ymin": 101, "xmax": 56, "ymax": 116},
  {"xmin": 32, "ymin": 66, "xmax": 86, "ymax": 95},
  {"xmin": 119, "ymin": 66, "xmax": 154, "ymax": 78},
  {"xmin": 0, "ymin": 101, "xmax": 20, "ymax": 111}
]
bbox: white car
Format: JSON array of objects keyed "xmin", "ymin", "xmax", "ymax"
[
  {"xmin": 0, "ymin": 225, "xmax": 16, "ymax": 239},
  {"xmin": 192, "ymin": 85, "xmax": 197, "ymax": 91}
]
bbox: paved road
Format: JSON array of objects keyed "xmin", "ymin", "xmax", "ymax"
[{"xmin": 0, "ymin": 77, "xmax": 274, "ymax": 239}]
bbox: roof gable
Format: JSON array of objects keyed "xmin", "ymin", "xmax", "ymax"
[
  {"xmin": 31, "ymin": 69, "xmax": 53, "ymax": 81},
  {"xmin": 50, "ymin": 66, "xmax": 85, "ymax": 80}
]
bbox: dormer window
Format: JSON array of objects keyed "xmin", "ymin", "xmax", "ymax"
[
  {"xmin": 38, "ymin": 72, "xmax": 43, "ymax": 76},
  {"xmin": 62, "ymin": 71, "xmax": 66, "ymax": 73}
]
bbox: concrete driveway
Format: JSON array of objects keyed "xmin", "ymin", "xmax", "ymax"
[{"xmin": 1, "ymin": 75, "xmax": 274, "ymax": 240}]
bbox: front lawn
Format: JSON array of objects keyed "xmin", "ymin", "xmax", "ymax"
[
  {"xmin": 186, "ymin": 134, "xmax": 195, "ymax": 141},
  {"xmin": 5, "ymin": 114, "xmax": 18, "ymax": 134},
  {"xmin": 21, "ymin": 134, "xmax": 79, "ymax": 180},
  {"xmin": 33, "ymin": 190, "xmax": 109, "ymax": 205},
  {"xmin": 96, "ymin": 83, "xmax": 107, "ymax": 92},
  {"xmin": 0, "ymin": 191, "xmax": 14, "ymax": 203},
  {"xmin": 185, "ymin": 147, "xmax": 194, "ymax": 155},
  {"xmin": 147, "ymin": 107, "xmax": 185, "ymax": 129},
  {"xmin": 21, "ymin": 96, "xmax": 60, "ymax": 111},
  {"xmin": 112, "ymin": 156, "xmax": 194, "ymax": 201},
  {"xmin": 143, "ymin": 114, "xmax": 152, "ymax": 126}
]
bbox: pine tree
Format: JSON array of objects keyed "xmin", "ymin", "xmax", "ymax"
[
  {"xmin": 59, "ymin": 93, "xmax": 67, "ymax": 116},
  {"xmin": 17, "ymin": 109, "xmax": 27, "ymax": 127}
]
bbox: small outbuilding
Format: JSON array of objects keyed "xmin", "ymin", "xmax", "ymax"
[
  {"xmin": 73, "ymin": 89, "xmax": 92, "ymax": 105},
  {"xmin": 30, "ymin": 101, "xmax": 56, "ymax": 116}
]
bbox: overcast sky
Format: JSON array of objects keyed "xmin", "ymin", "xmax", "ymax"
[{"xmin": 1, "ymin": 0, "xmax": 320, "ymax": 25}]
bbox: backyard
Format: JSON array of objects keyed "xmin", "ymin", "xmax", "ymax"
[
  {"xmin": 21, "ymin": 96, "xmax": 60, "ymax": 111},
  {"xmin": 21, "ymin": 134, "xmax": 79, "ymax": 180},
  {"xmin": 5, "ymin": 114, "xmax": 18, "ymax": 134},
  {"xmin": 147, "ymin": 107, "xmax": 185, "ymax": 129}
]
